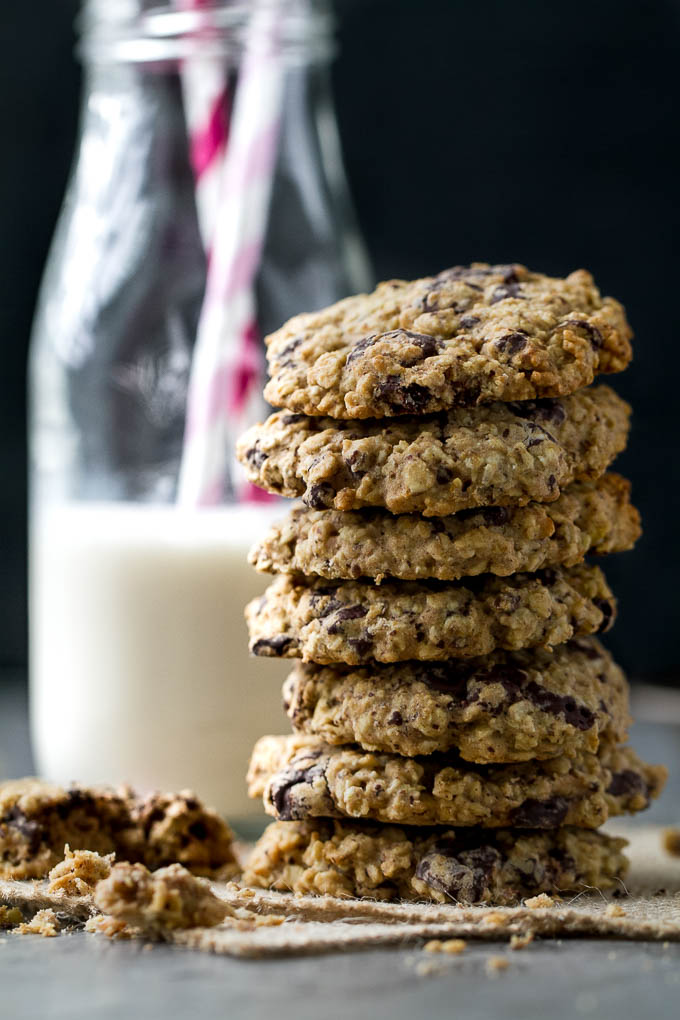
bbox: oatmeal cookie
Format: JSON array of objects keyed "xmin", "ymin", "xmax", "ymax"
[
  {"xmin": 247, "ymin": 736, "xmax": 666, "ymax": 829},
  {"xmin": 237, "ymin": 387, "xmax": 630, "ymax": 516},
  {"xmin": 249, "ymin": 474, "xmax": 640, "ymax": 582},
  {"xmin": 242, "ymin": 819, "xmax": 628, "ymax": 904},
  {"xmin": 263, "ymin": 264, "xmax": 632, "ymax": 419},
  {"xmin": 282, "ymin": 637, "xmax": 630, "ymax": 762},
  {"xmin": 246, "ymin": 564, "xmax": 616, "ymax": 665},
  {"xmin": 0, "ymin": 780, "xmax": 237, "ymax": 881}
]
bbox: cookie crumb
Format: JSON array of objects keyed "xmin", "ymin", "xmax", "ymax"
[
  {"xmin": 13, "ymin": 909, "xmax": 59, "ymax": 938},
  {"xmin": 481, "ymin": 911, "xmax": 506, "ymax": 928},
  {"xmin": 85, "ymin": 915, "xmax": 140, "ymax": 940},
  {"xmin": 0, "ymin": 906, "xmax": 24, "ymax": 928},
  {"xmin": 605, "ymin": 903, "xmax": 626, "ymax": 918},
  {"xmin": 47, "ymin": 845, "xmax": 114, "ymax": 896},
  {"xmin": 424, "ymin": 938, "xmax": 466, "ymax": 954},
  {"xmin": 525, "ymin": 893, "xmax": 555, "ymax": 909},
  {"xmin": 486, "ymin": 955, "xmax": 510, "ymax": 976},
  {"xmin": 509, "ymin": 931, "xmax": 534, "ymax": 950},
  {"xmin": 662, "ymin": 828, "xmax": 680, "ymax": 857}
]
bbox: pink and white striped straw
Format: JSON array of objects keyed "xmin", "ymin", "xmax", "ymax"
[
  {"xmin": 178, "ymin": 0, "xmax": 231, "ymax": 251},
  {"xmin": 178, "ymin": 0, "xmax": 285, "ymax": 506}
]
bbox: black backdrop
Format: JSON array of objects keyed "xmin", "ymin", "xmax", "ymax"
[{"xmin": 1, "ymin": 0, "xmax": 679, "ymax": 678}]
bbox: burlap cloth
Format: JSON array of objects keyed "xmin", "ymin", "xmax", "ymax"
[{"xmin": 1, "ymin": 825, "xmax": 679, "ymax": 957}]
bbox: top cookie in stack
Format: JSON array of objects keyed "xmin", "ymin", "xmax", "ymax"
[{"xmin": 237, "ymin": 264, "xmax": 666, "ymax": 906}]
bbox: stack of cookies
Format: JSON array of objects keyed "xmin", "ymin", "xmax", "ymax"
[{"xmin": 236, "ymin": 263, "xmax": 667, "ymax": 905}]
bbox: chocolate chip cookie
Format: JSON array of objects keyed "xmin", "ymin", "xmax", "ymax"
[
  {"xmin": 247, "ymin": 735, "xmax": 666, "ymax": 829},
  {"xmin": 237, "ymin": 386, "xmax": 630, "ymax": 516},
  {"xmin": 0, "ymin": 779, "xmax": 238, "ymax": 881},
  {"xmin": 282, "ymin": 638, "xmax": 630, "ymax": 762},
  {"xmin": 250, "ymin": 474, "xmax": 640, "ymax": 582},
  {"xmin": 243, "ymin": 818, "xmax": 628, "ymax": 903},
  {"xmin": 263, "ymin": 264, "xmax": 632, "ymax": 419},
  {"xmin": 246, "ymin": 564, "xmax": 615, "ymax": 665}
]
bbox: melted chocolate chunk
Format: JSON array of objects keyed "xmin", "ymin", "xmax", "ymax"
[
  {"xmin": 281, "ymin": 413, "xmax": 307, "ymax": 425},
  {"xmin": 510, "ymin": 398, "xmax": 567, "ymax": 427},
  {"xmin": 607, "ymin": 769, "xmax": 646, "ymax": 799},
  {"xmin": 593, "ymin": 597, "xmax": 615, "ymax": 633},
  {"xmin": 416, "ymin": 842, "xmax": 501, "ymax": 903},
  {"xmin": 388, "ymin": 710, "xmax": 404, "ymax": 727},
  {"xmin": 510, "ymin": 797, "xmax": 569, "ymax": 828},
  {"xmin": 348, "ymin": 637, "xmax": 373, "ymax": 658},
  {"xmin": 436, "ymin": 466, "xmax": 454, "ymax": 484},
  {"xmin": 562, "ymin": 318, "xmax": 604, "ymax": 350},
  {"xmin": 482, "ymin": 506, "xmax": 511, "ymax": 526},
  {"xmin": 494, "ymin": 332, "xmax": 528, "ymax": 355},
  {"xmin": 376, "ymin": 377, "xmax": 432, "ymax": 412},
  {"xmin": 251, "ymin": 635, "xmax": 296, "ymax": 656},
  {"xmin": 304, "ymin": 483, "xmax": 335, "ymax": 510},
  {"xmin": 268, "ymin": 759, "xmax": 325, "ymax": 821},
  {"xmin": 4, "ymin": 807, "xmax": 43, "ymax": 856},
  {"xmin": 346, "ymin": 334, "xmax": 379, "ymax": 364},
  {"xmin": 459, "ymin": 315, "xmax": 481, "ymax": 329},
  {"xmin": 245, "ymin": 446, "xmax": 268, "ymax": 469},
  {"xmin": 490, "ymin": 283, "xmax": 524, "ymax": 304},
  {"xmin": 327, "ymin": 604, "xmax": 368, "ymax": 634}
]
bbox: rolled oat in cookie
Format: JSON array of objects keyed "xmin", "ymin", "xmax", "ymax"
[
  {"xmin": 246, "ymin": 564, "xmax": 616, "ymax": 665},
  {"xmin": 249, "ymin": 474, "xmax": 640, "ymax": 582},
  {"xmin": 242, "ymin": 818, "xmax": 629, "ymax": 904},
  {"xmin": 247, "ymin": 735, "xmax": 667, "ymax": 829},
  {"xmin": 263, "ymin": 264, "xmax": 632, "ymax": 419},
  {"xmin": 236, "ymin": 386, "xmax": 630, "ymax": 516},
  {"xmin": 282, "ymin": 637, "xmax": 630, "ymax": 762}
]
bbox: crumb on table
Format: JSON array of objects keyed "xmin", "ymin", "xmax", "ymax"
[
  {"xmin": 424, "ymin": 938, "xmax": 466, "ymax": 954},
  {"xmin": 12, "ymin": 909, "xmax": 59, "ymax": 938},
  {"xmin": 509, "ymin": 931, "xmax": 534, "ymax": 950},
  {"xmin": 486, "ymin": 955, "xmax": 510, "ymax": 976},
  {"xmin": 0, "ymin": 905, "xmax": 24, "ymax": 928},
  {"xmin": 663, "ymin": 828, "xmax": 680, "ymax": 857}
]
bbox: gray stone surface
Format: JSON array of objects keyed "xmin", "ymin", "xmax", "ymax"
[{"xmin": 1, "ymin": 670, "xmax": 679, "ymax": 1019}]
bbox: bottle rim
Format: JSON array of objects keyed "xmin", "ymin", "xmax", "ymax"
[{"xmin": 78, "ymin": 1, "xmax": 335, "ymax": 65}]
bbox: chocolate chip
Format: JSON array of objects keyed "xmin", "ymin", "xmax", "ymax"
[
  {"xmin": 383, "ymin": 330, "xmax": 442, "ymax": 361},
  {"xmin": 245, "ymin": 446, "xmax": 267, "ymax": 469},
  {"xmin": 344, "ymin": 450, "xmax": 366, "ymax": 478},
  {"xmin": 436, "ymin": 466, "xmax": 454, "ymax": 484},
  {"xmin": 304, "ymin": 483, "xmax": 335, "ymax": 510},
  {"xmin": 251, "ymin": 635, "xmax": 295, "ymax": 656},
  {"xmin": 376, "ymin": 377, "xmax": 432, "ymax": 413},
  {"xmin": 346, "ymin": 334, "xmax": 379, "ymax": 364},
  {"xmin": 525, "ymin": 422, "xmax": 551, "ymax": 448},
  {"xmin": 388, "ymin": 710, "xmax": 404, "ymax": 726},
  {"xmin": 593, "ymin": 597, "xmax": 615, "ymax": 633},
  {"xmin": 510, "ymin": 797, "xmax": 569, "ymax": 828},
  {"xmin": 327, "ymin": 604, "xmax": 368, "ymax": 633},
  {"xmin": 562, "ymin": 318, "xmax": 604, "ymax": 350},
  {"xmin": 510, "ymin": 398, "xmax": 566, "ymax": 427},
  {"xmin": 459, "ymin": 315, "xmax": 481, "ymax": 329},
  {"xmin": 416, "ymin": 842, "xmax": 501, "ymax": 903},
  {"xmin": 607, "ymin": 769, "xmax": 646, "ymax": 799},
  {"xmin": 277, "ymin": 335, "xmax": 304, "ymax": 366},
  {"xmin": 523, "ymin": 681, "xmax": 596, "ymax": 731},
  {"xmin": 4, "ymin": 807, "xmax": 43, "ymax": 855},
  {"xmin": 281, "ymin": 413, "xmax": 306, "ymax": 425},
  {"xmin": 268, "ymin": 762, "xmax": 324, "ymax": 821},
  {"xmin": 481, "ymin": 506, "xmax": 510, "ymax": 526},
  {"xmin": 348, "ymin": 637, "xmax": 373, "ymax": 658},
  {"xmin": 494, "ymin": 332, "xmax": 528, "ymax": 355},
  {"xmin": 490, "ymin": 283, "xmax": 524, "ymax": 304}
]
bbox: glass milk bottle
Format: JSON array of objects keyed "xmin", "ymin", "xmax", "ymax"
[{"xmin": 28, "ymin": 0, "xmax": 371, "ymax": 823}]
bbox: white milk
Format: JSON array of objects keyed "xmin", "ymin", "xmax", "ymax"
[{"xmin": 29, "ymin": 502, "xmax": 289, "ymax": 820}]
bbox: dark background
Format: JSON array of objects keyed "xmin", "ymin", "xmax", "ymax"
[{"xmin": 0, "ymin": 0, "xmax": 678, "ymax": 680}]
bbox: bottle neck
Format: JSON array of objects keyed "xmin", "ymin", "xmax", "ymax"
[{"xmin": 78, "ymin": 0, "xmax": 334, "ymax": 66}]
